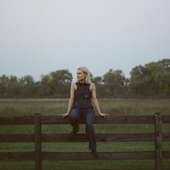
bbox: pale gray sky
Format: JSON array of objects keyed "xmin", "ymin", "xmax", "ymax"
[{"xmin": 0, "ymin": 0, "xmax": 170, "ymax": 80}]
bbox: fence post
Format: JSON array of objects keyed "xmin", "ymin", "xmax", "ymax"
[
  {"xmin": 154, "ymin": 113, "xmax": 162, "ymax": 170},
  {"xmin": 34, "ymin": 113, "xmax": 42, "ymax": 170}
]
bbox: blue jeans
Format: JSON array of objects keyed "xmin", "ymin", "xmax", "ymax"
[{"xmin": 69, "ymin": 108, "xmax": 96, "ymax": 150}]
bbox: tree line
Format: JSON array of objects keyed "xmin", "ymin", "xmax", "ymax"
[{"xmin": 0, "ymin": 59, "xmax": 170, "ymax": 98}]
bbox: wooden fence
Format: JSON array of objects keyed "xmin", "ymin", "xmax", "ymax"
[{"xmin": 0, "ymin": 113, "xmax": 170, "ymax": 170}]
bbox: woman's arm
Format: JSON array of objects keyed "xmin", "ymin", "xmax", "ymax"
[
  {"xmin": 61, "ymin": 83, "xmax": 75, "ymax": 117},
  {"xmin": 91, "ymin": 83, "xmax": 109, "ymax": 117}
]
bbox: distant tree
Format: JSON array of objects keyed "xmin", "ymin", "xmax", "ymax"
[
  {"xmin": 103, "ymin": 69, "xmax": 126, "ymax": 97},
  {"xmin": 19, "ymin": 75, "xmax": 35, "ymax": 97},
  {"xmin": 154, "ymin": 59, "xmax": 170, "ymax": 96},
  {"xmin": 92, "ymin": 76, "xmax": 105, "ymax": 97},
  {"xmin": 0, "ymin": 75, "xmax": 9, "ymax": 97},
  {"xmin": 49, "ymin": 69, "xmax": 73, "ymax": 97},
  {"xmin": 130, "ymin": 65, "xmax": 146, "ymax": 96},
  {"xmin": 38, "ymin": 74, "xmax": 52, "ymax": 97},
  {"xmin": 0, "ymin": 59, "xmax": 169, "ymax": 98},
  {"xmin": 130, "ymin": 59, "xmax": 170, "ymax": 97},
  {"xmin": 7, "ymin": 76, "xmax": 20, "ymax": 97}
]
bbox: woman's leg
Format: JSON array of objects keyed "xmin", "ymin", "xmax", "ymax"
[
  {"xmin": 69, "ymin": 108, "xmax": 80, "ymax": 135},
  {"xmin": 85, "ymin": 108, "xmax": 96, "ymax": 150}
]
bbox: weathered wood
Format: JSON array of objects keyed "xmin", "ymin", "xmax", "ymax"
[
  {"xmin": 40, "ymin": 115, "xmax": 155, "ymax": 124},
  {"xmin": 0, "ymin": 115, "xmax": 169, "ymax": 125},
  {"xmin": 1, "ymin": 132, "xmax": 169, "ymax": 143},
  {"xmin": 163, "ymin": 133, "xmax": 170, "ymax": 140},
  {"xmin": 0, "ymin": 116, "xmax": 34, "ymax": 125},
  {"xmin": 95, "ymin": 115, "xmax": 155, "ymax": 124},
  {"xmin": 162, "ymin": 115, "xmax": 170, "ymax": 123},
  {"xmin": 41, "ymin": 133, "xmax": 155, "ymax": 142},
  {"xmin": 162, "ymin": 151, "xmax": 170, "ymax": 159},
  {"xmin": 34, "ymin": 113, "xmax": 42, "ymax": 170},
  {"xmin": 0, "ymin": 132, "xmax": 169, "ymax": 143},
  {"xmin": 2, "ymin": 132, "xmax": 170, "ymax": 143},
  {"xmin": 0, "ymin": 134, "xmax": 34, "ymax": 142},
  {"xmin": 0, "ymin": 152, "xmax": 35, "ymax": 161},
  {"xmin": 154, "ymin": 113, "xmax": 162, "ymax": 170},
  {"xmin": 42, "ymin": 151, "xmax": 155, "ymax": 160}
]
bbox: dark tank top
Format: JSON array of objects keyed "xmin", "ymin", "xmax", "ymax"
[{"xmin": 72, "ymin": 82, "xmax": 93, "ymax": 109}]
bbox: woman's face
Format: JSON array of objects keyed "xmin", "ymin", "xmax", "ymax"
[{"xmin": 77, "ymin": 69, "xmax": 86, "ymax": 81}]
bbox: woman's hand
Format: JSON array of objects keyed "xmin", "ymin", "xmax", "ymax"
[
  {"xmin": 99, "ymin": 113, "xmax": 109, "ymax": 117},
  {"xmin": 61, "ymin": 113, "xmax": 69, "ymax": 118}
]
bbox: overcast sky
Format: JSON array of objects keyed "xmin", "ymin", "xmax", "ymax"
[{"xmin": 0, "ymin": 0, "xmax": 170, "ymax": 80}]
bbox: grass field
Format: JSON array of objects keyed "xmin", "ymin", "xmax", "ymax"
[{"xmin": 0, "ymin": 98, "xmax": 170, "ymax": 170}]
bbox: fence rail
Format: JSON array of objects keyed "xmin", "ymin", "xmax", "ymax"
[
  {"xmin": 0, "ymin": 113, "xmax": 170, "ymax": 170},
  {"xmin": 0, "ymin": 115, "xmax": 170, "ymax": 125}
]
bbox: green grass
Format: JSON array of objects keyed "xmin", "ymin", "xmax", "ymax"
[
  {"xmin": 0, "ymin": 160, "xmax": 170, "ymax": 170},
  {"xmin": 0, "ymin": 98, "xmax": 170, "ymax": 170},
  {"xmin": 0, "ymin": 98, "xmax": 170, "ymax": 116}
]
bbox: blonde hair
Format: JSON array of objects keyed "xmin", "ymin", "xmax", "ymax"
[{"xmin": 77, "ymin": 67, "xmax": 91, "ymax": 84}]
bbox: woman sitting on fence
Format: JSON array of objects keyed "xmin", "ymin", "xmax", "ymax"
[{"xmin": 61, "ymin": 67, "xmax": 108, "ymax": 158}]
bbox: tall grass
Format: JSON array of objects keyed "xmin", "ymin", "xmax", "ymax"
[{"xmin": 0, "ymin": 98, "xmax": 170, "ymax": 116}]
